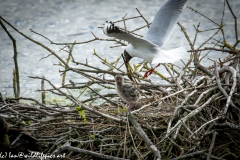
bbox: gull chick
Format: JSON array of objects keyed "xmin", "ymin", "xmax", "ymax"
[
  {"xmin": 115, "ymin": 75, "xmax": 140, "ymax": 111},
  {"xmin": 104, "ymin": 0, "xmax": 187, "ymax": 78}
]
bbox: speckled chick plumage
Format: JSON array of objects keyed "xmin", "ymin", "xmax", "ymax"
[{"xmin": 115, "ymin": 75, "xmax": 140, "ymax": 104}]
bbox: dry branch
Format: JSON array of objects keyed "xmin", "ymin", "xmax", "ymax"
[{"xmin": 1, "ymin": 1, "xmax": 240, "ymax": 159}]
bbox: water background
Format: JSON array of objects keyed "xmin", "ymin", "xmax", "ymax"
[{"xmin": 0, "ymin": 0, "xmax": 239, "ymax": 99}]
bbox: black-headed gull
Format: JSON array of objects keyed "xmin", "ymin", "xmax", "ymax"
[
  {"xmin": 104, "ymin": 0, "xmax": 187, "ymax": 78},
  {"xmin": 115, "ymin": 75, "xmax": 140, "ymax": 111}
]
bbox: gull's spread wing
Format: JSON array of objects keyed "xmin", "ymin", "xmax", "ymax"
[
  {"xmin": 144, "ymin": 0, "xmax": 187, "ymax": 47},
  {"xmin": 103, "ymin": 22, "xmax": 155, "ymax": 48}
]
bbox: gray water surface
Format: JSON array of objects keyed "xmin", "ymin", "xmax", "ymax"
[{"xmin": 0, "ymin": 0, "xmax": 239, "ymax": 98}]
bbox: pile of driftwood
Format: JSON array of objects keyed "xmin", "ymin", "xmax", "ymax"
[{"xmin": 0, "ymin": 1, "xmax": 240, "ymax": 159}]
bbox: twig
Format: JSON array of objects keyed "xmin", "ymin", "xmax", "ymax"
[
  {"xmin": 207, "ymin": 131, "xmax": 217, "ymax": 160},
  {"xmin": 194, "ymin": 51, "xmax": 214, "ymax": 77},
  {"xmin": 214, "ymin": 61, "xmax": 237, "ymax": 115},
  {"xmin": 0, "ymin": 19, "xmax": 20, "ymax": 98},
  {"xmin": 52, "ymin": 144, "xmax": 129, "ymax": 160},
  {"xmin": 28, "ymin": 76, "xmax": 126, "ymax": 123},
  {"xmin": 188, "ymin": 47, "xmax": 239, "ymax": 54},
  {"xmin": 169, "ymin": 150, "xmax": 206, "ymax": 160},
  {"xmin": 187, "ymin": 6, "xmax": 220, "ymax": 26},
  {"xmin": 128, "ymin": 112, "xmax": 161, "ymax": 160},
  {"xmin": 135, "ymin": 8, "xmax": 150, "ymax": 28}
]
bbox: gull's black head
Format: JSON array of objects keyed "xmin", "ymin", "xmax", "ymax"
[{"xmin": 123, "ymin": 50, "xmax": 132, "ymax": 63}]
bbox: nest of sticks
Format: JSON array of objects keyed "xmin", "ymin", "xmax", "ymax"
[{"xmin": 0, "ymin": 0, "xmax": 240, "ymax": 159}]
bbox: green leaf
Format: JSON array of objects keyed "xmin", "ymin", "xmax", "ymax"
[
  {"xmin": 25, "ymin": 120, "xmax": 31, "ymax": 125},
  {"xmin": 3, "ymin": 134, "xmax": 10, "ymax": 146},
  {"xmin": 89, "ymin": 134, "xmax": 95, "ymax": 140},
  {"xmin": 75, "ymin": 106, "xmax": 82, "ymax": 112},
  {"xmin": 75, "ymin": 106, "xmax": 87, "ymax": 124}
]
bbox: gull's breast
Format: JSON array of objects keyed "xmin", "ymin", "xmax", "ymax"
[{"xmin": 126, "ymin": 44, "xmax": 159, "ymax": 64}]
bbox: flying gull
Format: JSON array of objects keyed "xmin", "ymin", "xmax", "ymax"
[{"xmin": 104, "ymin": 0, "xmax": 187, "ymax": 78}]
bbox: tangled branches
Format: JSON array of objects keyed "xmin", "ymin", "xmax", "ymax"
[{"xmin": 0, "ymin": 0, "xmax": 240, "ymax": 159}]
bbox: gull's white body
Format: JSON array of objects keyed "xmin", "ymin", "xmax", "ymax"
[
  {"xmin": 103, "ymin": 0, "xmax": 187, "ymax": 66},
  {"xmin": 125, "ymin": 42, "xmax": 186, "ymax": 64}
]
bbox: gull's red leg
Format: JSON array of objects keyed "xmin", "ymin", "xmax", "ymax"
[
  {"xmin": 154, "ymin": 63, "xmax": 161, "ymax": 69},
  {"xmin": 143, "ymin": 63, "xmax": 161, "ymax": 78},
  {"xmin": 143, "ymin": 68, "xmax": 154, "ymax": 78}
]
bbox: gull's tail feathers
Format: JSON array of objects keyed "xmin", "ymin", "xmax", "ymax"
[{"xmin": 152, "ymin": 47, "xmax": 186, "ymax": 64}]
